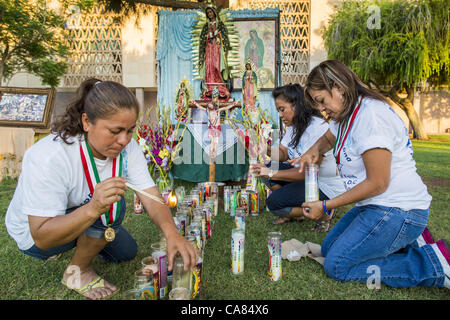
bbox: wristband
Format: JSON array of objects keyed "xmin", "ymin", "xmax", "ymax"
[{"xmin": 322, "ymin": 200, "xmax": 332, "ymax": 216}]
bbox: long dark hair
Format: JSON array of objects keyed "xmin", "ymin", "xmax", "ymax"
[
  {"xmin": 304, "ymin": 60, "xmax": 388, "ymax": 123},
  {"xmin": 51, "ymin": 78, "xmax": 139, "ymax": 144},
  {"xmin": 272, "ymin": 84, "xmax": 323, "ymax": 148}
]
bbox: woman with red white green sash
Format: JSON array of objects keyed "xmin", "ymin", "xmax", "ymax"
[
  {"xmin": 290, "ymin": 60, "xmax": 449, "ymax": 289},
  {"xmin": 5, "ymin": 79, "xmax": 198, "ymax": 299}
]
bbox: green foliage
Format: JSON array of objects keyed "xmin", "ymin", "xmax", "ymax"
[
  {"xmin": 323, "ymin": 0, "xmax": 449, "ymax": 88},
  {"xmin": 0, "ymin": 0, "xmax": 95, "ymax": 87}
]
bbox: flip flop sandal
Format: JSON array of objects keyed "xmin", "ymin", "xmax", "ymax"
[
  {"xmin": 272, "ymin": 216, "xmax": 306, "ymax": 225},
  {"xmin": 272, "ymin": 216, "xmax": 292, "ymax": 225},
  {"xmin": 292, "ymin": 216, "xmax": 306, "ymax": 222},
  {"xmin": 48, "ymin": 253, "xmax": 62, "ymax": 260},
  {"xmin": 62, "ymin": 275, "xmax": 119, "ymax": 299}
]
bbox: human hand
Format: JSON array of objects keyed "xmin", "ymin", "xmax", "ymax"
[
  {"xmin": 250, "ymin": 163, "xmax": 270, "ymax": 179},
  {"xmin": 287, "ymin": 146, "xmax": 320, "ymax": 173},
  {"xmin": 301, "ymin": 201, "xmax": 324, "ymax": 221},
  {"xmin": 166, "ymin": 232, "xmax": 199, "ymax": 272},
  {"xmin": 87, "ymin": 177, "xmax": 126, "ymax": 218}
]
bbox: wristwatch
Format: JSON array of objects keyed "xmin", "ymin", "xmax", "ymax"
[{"xmin": 268, "ymin": 169, "xmax": 274, "ymax": 180}]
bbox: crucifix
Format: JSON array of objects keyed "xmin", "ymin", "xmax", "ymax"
[{"xmin": 189, "ymin": 87, "xmax": 241, "ymax": 182}]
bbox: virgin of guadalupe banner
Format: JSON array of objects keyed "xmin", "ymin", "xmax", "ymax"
[{"xmin": 156, "ymin": 8, "xmax": 281, "ymax": 125}]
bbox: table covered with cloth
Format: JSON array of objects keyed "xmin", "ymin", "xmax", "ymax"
[{"xmin": 171, "ymin": 123, "xmax": 249, "ymax": 182}]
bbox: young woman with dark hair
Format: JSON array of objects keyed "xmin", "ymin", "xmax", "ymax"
[
  {"xmin": 5, "ymin": 78, "xmax": 198, "ymax": 299},
  {"xmin": 251, "ymin": 83, "xmax": 345, "ymax": 230}
]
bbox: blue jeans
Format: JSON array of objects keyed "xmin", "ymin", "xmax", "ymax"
[
  {"xmin": 261, "ymin": 162, "xmax": 328, "ymax": 216},
  {"xmin": 321, "ymin": 204, "xmax": 445, "ymax": 287},
  {"xmin": 21, "ymin": 196, "xmax": 137, "ymax": 263}
]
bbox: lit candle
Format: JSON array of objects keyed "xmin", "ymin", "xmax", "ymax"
[{"xmin": 167, "ymin": 190, "xmax": 178, "ymax": 208}]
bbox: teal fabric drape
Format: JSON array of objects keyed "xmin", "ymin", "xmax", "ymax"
[{"xmin": 156, "ymin": 10, "xmax": 202, "ymax": 113}]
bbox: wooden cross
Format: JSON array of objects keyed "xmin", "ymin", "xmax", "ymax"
[{"xmin": 188, "ymin": 99, "xmax": 241, "ymax": 182}]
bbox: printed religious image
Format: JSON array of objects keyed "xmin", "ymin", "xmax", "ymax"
[
  {"xmin": 0, "ymin": 87, "xmax": 55, "ymax": 128},
  {"xmin": 232, "ymin": 19, "xmax": 278, "ymax": 89},
  {"xmin": 0, "ymin": 94, "xmax": 48, "ymax": 121}
]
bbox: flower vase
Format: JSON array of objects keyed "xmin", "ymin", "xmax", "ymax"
[
  {"xmin": 246, "ymin": 158, "xmax": 258, "ymax": 192},
  {"xmin": 155, "ymin": 170, "xmax": 174, "ymax": 193}
]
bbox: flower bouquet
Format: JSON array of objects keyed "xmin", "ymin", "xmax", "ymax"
[
  {"xmin": 136, "ymin": 104, "xmax": 189, "ymax": 193},
  {"xmin": 226, "ymin": 105, "xmax": 274, "ymax": 201}
]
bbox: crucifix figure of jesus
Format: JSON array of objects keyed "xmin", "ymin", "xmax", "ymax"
[{"xmin": 189, "ymin": 87, "xmax": 240, "ymax": 182}]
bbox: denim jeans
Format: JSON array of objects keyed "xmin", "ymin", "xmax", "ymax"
[
  {"xmin": 261, "ymin": 162, "xmax": 328, "ymax": 216},
  {"xmin": 321, "ymin": 204, "xmax": 445, "ymax": 287},
  {"xmin": 21, "ymin": 196, "xmax": 137, "ymax": 263}
]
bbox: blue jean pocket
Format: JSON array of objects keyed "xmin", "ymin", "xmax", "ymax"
[{"xmin": 389, "ymin": 217, "xmax": 427, "ymax": 253}]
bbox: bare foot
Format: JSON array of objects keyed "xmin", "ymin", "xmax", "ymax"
[{"xmin": 63, "ymin": 265, "xmax": 117, "ymax": 300}]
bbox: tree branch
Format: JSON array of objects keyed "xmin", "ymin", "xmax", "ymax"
[
  {"xmin": 368, "ymin": 79, "xmax": 389, "ymax": 96},
  {"xmin": 385, "ymin": 84, "xmax": 406, "ymax": 111},
  {"xmin": 405, "ymin": 83, "xmax": 414, "ymax": 101},
  {"xmin": 1, "ymin": 43, "xmax": 9, "ymax": 64}
]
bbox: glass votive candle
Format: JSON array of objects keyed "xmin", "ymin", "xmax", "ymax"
[
  {"xmin": 190, "ymin": 189, "xmax": 200, "ymax": 208},
  {"xmin": 141, "ymin": 256, "xmax": 159, "ymax": 296},
  {"xmin": 134, "ymin": 270, "xmax": 156, "ymax": 300},
  {"xmin": 175, "ymin": 186, "xmax": 185, "ymax": 206},
  {"xmin": 122, "ymin": 288, "xmax": 141, "ymax": 300},
  {"xmin": 151, "ymin": 242, "xmax": 168, "ymax": 299},
  {"xmin": 169, "ymin": 287, "xmax": 191, "ymax": 300},
  {"xmin": 172, "ymin": 253, "xmax": 191, "ymax": 290},
  {"xmin": 235, "ymin": 208, "xmax": 246, "ymax": 230}
]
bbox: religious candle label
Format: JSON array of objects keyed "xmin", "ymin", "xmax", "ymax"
[
  {"xmin": 224, "ymin": 187, "xmax": 231, "ymax": 213},
  {"xmin": 152, "ymin": 250, "xmax": 168, "ymax": 298},
  {"xmin": 305, "ymin": 164, "xmax": 319, "ymax": 202},
  {"xmin": 231, "ymin": 229, "xmax": 245, "ymax": 275},
  {"xmin": 134, "ymin": 193, "xmax": 143, "ymax": 214},
  {"xmin": 191, "ymin": 257, "xmax": 203, "ymax": 300},
  {"xmin": 250, "ymin": 192, "xmax": 259, "ymax": 216},
  {"xmin": 268, "ymin": 233, "xmax": 282, "ymax": 281}
]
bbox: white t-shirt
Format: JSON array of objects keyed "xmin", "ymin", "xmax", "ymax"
[
  {"xmin": 329, "ymin": 97, "xmax": 432, "ymax": 210},
  {"xmin": 281, "ymin": 116, "xmax": 346, "ymax": 199},
  {"xmin": 5, "ymin": 134, "xmax": 155, "ymax": 250}
]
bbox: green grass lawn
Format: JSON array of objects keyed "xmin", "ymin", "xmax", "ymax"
[{"xmin": 0, "ymin": 135, "xmax": 449, "ymax": 300}]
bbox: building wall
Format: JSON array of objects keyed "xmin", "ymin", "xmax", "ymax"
[
  {"xmin": 309, "ymin": 0, "xmax": 337, "ymax": 71},
  {"xmin": 417, "ymin": 90, "xmax": 450, "ymax": 134}
]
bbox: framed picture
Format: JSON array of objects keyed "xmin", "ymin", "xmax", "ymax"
[
  {"xmin": 0, "ymin": 87, "xmax": 56, "ymax": 129},
  {"xmin": 232, "ymin": 17, "xmax": 280, "ymax": 90}
]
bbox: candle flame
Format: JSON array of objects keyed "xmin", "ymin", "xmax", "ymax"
[{"xmin": 168, "ymin": 190, "xmax": 178, "ymax": 208}]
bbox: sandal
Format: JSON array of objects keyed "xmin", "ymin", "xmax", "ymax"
[
  {"xmin": 62, "ymin": 275, "xmax": 118, "ymax": 299},
  {"xmin": 311, "ymin": 209, "xmax": 336, "ymax": 233},
  {"xmin": 272, "ymin": 216, "xmax": 306, "ymax": 225}
]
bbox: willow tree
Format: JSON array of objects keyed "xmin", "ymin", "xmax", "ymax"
[{"xmin": 323, "ymin": 0, "xmax": 449, "ymax": 140}]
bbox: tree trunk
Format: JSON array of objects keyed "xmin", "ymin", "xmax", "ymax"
[
  {"xmin": 387, "ymin": 85, "xmax": 428, "ymax": 140},
  {"xmin": 0, "ymin": 61, "xmax": 3, "ymax": 86}
]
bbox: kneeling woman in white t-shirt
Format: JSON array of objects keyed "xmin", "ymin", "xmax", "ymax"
[
  {"xmin": 250, "ymin": 84, "xmax": 345, "ymax": 231},
  {"xmin": 291, "ymin": 60, "xmax": 449, "ymax": 288},
  {"xmin": 5, "ymin": 79, "xmax": 198, "ymax": 299}
]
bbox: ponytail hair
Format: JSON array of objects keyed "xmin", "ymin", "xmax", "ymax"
[
  {"xmin": 51, "ymin": 78, "xmax": 139, "ymax": 144},
  {"xmin": 272, "ymin": 83, "xmax": 322, "ymax": 148}
]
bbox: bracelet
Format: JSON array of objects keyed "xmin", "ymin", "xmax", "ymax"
[{"xmin": 322, "ymin": 200, "xmax": 332, "ymax": 216}]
